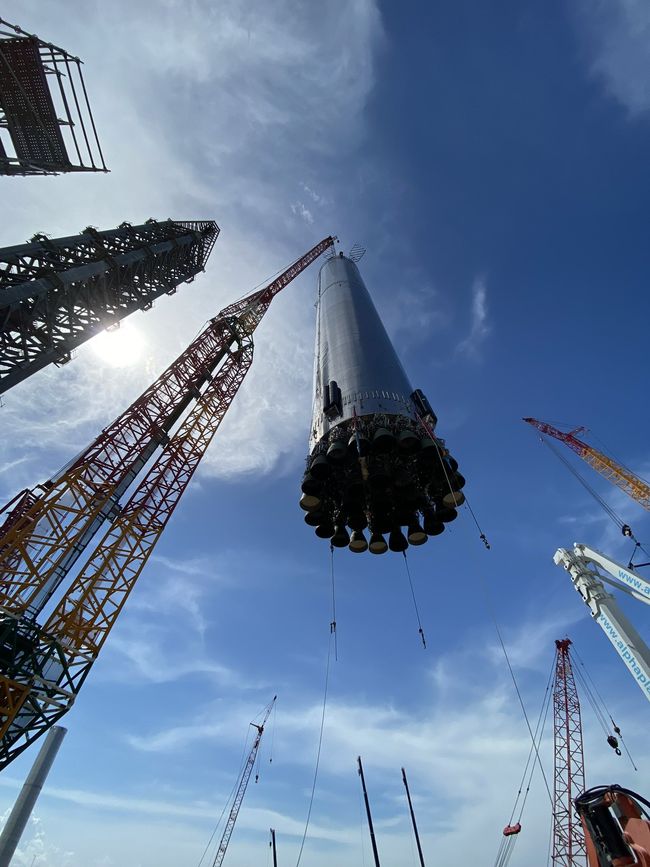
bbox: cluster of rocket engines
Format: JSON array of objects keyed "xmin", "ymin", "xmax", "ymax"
[{"xmin": 300, "ymin": 253, "xmax": 465, "ymax": 554}]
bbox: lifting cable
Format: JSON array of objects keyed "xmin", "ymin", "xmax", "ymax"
[
  {"xmin": 478, "ymin": 576, "xmax": 554, "ymax": 808},
  {"xmin": 571, "ymin": 644, "xmax": 638, "ymax": 771},
  {"xmin": 196, "ymin": 728, "xmax": 253, "ymax": 867},
  {"xmin": 330, "ymin": 544, "xmax": 338, "ymax": 661},
  {"xmin": 493, "ymin": 653, "xmax": 555, "ymax": 867},
  {"xmin": 510, "ymin": 653, "xmax": 555, "ymax": 823},
  {"xmin": 540, "ymin": 437, "xmax": 650, "ymax": 564},
  {"xmin": 461, "ymin": 491, "xmax": 491, "ymax": 551},
  {"xmin": 295, "ymin": 549, "xmax": 336, "ymax": 867},
  {"xmin": 358, "ymin": 781, "xmax": 368, "ymax": 867},
  {"xmin": 294, "ymin": 630, "xmax": 333, "ymax": 867},
  {"xmin": 402, "ymin": 551, "xmax": 427, "ymax": 649},
  {"xmin": 269, "ymin": 698, "xmax": 277, "ymax": 765},
  {"xmin": 435, "ymin": 437, "xmax": 491, "ymax": 550},
  {"xmin": 255, "ymin": 736, "xmax": 263, "ymax": 783},
  {"xmin": 494, "ymin": 826, "xmax": 519, "ymax": 867},
  {"xmin": 545, "ymin": 810, "xmax": 554, "ymax": 867},
  {"xmin": 542, "ymin": 436, "xmax": 625, "ymax": 528},
  {"xmin": 418, "ymin": 418, "xmax": 491, "ymax": 550}
]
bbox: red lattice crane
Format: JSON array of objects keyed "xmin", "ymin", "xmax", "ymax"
[
  {"xmin": 524, "ymin": 419, "xmax": 650, "ymax": 511},
  {"xmin": 552, "ymin": 639, "xmax": 587, "ymax": 867},
  {"xmin": 0, "ymin": 236, "xmax": 336, "ymax": 769}
]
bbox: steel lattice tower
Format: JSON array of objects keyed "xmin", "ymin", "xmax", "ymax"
[
  {"xmin": 0, "ymin": 218, "xmax": 219, "ymax": 394},
  {"xmin": 552, "ymin": 639, "xmax": 587, "ymax": 867}
]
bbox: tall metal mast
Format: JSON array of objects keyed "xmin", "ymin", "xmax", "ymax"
[
  {"xmin": 402, "ymin": 767, "xmax": 426, "ymax": 867},
  {"xmin": 270, "ymin": 828, "xmax": 278, "ymax": 867},
  {"xmin": 0, "ymin": 725, "xmax": 66, "ymax": 867},
  {"xmin": 0, "ymin": 218, "xmax": 219, "ymax": 394},
  {"xmin": 524, "ymin": 418, "xmax": 650, "ymax": 511},
  {"xmin": 211, "ymin": 697, "xmax": 276, "ymax": 867},
  {"xmin": 357, "ymin": 756, "xmax": 381, "ymax": 867},
  {"xmin": 552, "ymin": 639, "xmax": 587, "ymax": 867},
  {"xmin": 0, "ymin": 237, "xmax": 336, "ymax": 769}
]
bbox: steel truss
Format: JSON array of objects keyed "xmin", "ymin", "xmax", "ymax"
[
  {"xmin": 0, "ymin": 219, "xmax": 220, "ymax": 394},
  {"xmin": 0, "ymin": 236, "xmax": 336, "ymax": 768},
  {"xmin": 552, "ymin": 639, "xmax": 587, "ymax": 867},
  {"xmin": 0, "ymin": 17, "xmax": 107, "ymax": 176}
]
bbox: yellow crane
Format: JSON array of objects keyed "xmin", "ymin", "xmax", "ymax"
[{"xmin": 523, "ymin": 418, "xmax": 650, "ymax": 511}]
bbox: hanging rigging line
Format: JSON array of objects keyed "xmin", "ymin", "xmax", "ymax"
[
  {"xmin": 196, "ymin": 729, "xmax": 253, "ymax": 867},
  {"xmin": 541, "ymin": 435, "xmax": 650, "ymax": 569},
  {"xmin": 493, "ymin": 652, "xmax": 555, "ymax": 867},
  {"xmin": 402, "ymin": 552, "xmax": 427, "ymax": 649},
  {"xmin": 571, "ymin": 644, "xmax": 638, "ymax": 771},
  {"xmin": 330, "ymin": 544, "xmax": 338, "ymax": 662},
  {"xmin": 295, "ymin": 630, "xmax": 333, "ymax": 867},
  {"xmin": 269, "ymin": 697, "xmax": 277, "ymax": 765},
  {"xmin": 511, "ymin": 653, "xmax": 555, "ymax": 822},
  {"xmin": 541, "ymin": 436, "xmax": 626, "ymax": 528},
  {"xmin": 462, "ymin": 490, "xmax": 492, "ymax": 550},
  {"xmin": 478, "ymin": 574, "xmax": 554, "ymax": 808},
  {"xmin": 434, "ymin": 431, "xmax": 490, "ymax": 549},
  {"xmin": 417, "ymin": 417, "xmax": 491, "ymax": 549}
]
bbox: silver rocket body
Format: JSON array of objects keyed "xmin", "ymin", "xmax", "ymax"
[
  {"xmin": 301, "ymin": 253, "xmax": 465, "ymax": 554},
  {"xmin": 310, "ymin": 255, "xmax": 416, "ymax": 449}
]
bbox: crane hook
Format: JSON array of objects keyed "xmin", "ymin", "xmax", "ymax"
[{"xmin": 607, "ymin": 734, "xmax": 622, "ymax": 756}]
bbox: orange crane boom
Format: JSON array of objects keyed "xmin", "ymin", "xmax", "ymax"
[
  {"xmin": 0, "ymin": 237, "xmax": 336, "ymax": 768},
  {"xmin": 523, "ymin": 418, "xmax": 650, "ymax": 511}
]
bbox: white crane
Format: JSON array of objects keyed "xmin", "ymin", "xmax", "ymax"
[{"xmin": 554, "ymin": 543, "xmax": 650, "ymax": 704}]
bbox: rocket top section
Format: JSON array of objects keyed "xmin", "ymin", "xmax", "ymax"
[{"xmin": 310, "ymin": 254, "xmax": 416, "ymax": 450}]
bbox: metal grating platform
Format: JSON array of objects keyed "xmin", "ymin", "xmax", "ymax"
[{"xmin": 0, "ymin": 17, "xmax": 107, "ymax": 176}]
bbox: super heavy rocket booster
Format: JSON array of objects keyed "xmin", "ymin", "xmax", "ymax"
[{"xmin": 300, "ymin": 252, "xmax": 465, "ymax": 554}]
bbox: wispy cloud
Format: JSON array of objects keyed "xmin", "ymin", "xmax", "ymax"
[
  {"xmin": 104, "ymin": 632, "xmax": 236, "ymax": 687},
  {"xmin": 574, "ymin": 0, "xmax": 650, "ymax": 116},
  {"xmin": 97, "ymin": 554, "xmax": 247, "ymax": 687},
  {"xmin": 301, "ymin": 183, "xmax": 322, "ymax": 204},
  {"xmin": 115, "ymin": 619, "xmax": 650, "ymax": 867},
  {"xmin": 456, "ymin": 277, "xmax": 491, "ymax": 359},
  {"xmin": 0, "ymin": 812, "xmax": 75, "ymax": 867},
  {"xmin": 0, "ymin": 0, "xmax": 384, "ymax": 491},
  {"xmin": 300, "ymin": 182, "xmax": 332, "ymax": 207},
  {"xmin": 290, "ymin": 201, "xmax": 315, "ymax": 224}
]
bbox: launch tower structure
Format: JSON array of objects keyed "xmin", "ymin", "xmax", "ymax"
[
  {"xmin": 0, "ymin": 17, "xmax": 107, "ymax": 176},
  {"xmin": 0, "ymin": 219, "xmax": 220, "ymax": 394}
]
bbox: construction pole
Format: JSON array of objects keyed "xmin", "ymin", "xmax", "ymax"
[
  {"xmin": 357, "ymin": 756, "xmax": 381, "ymax": 867},
  {"xmin": 402, "ymin": 767, "xmax": 426, "ymax": 867},
  {"xmin": 270, "ymin": 828, "xmax": 277, "ymax": 867},
  {"xmin": 0, "ymin": 726, "xmax": 66, "ymax": 867}
]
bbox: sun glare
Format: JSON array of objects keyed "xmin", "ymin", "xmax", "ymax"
[{"xmin": 91, "ymin": 321, "xmax": 145, "ymax": 367}]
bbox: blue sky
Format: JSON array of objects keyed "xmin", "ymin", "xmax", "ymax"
[{"xmin": 1, "ymin": 1, "xmax": 650, "ymax": 865}]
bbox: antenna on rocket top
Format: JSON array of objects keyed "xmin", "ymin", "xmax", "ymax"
[{"xmin": 349, "ymin": 243, "xmax": 366, "ymax": 262}]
